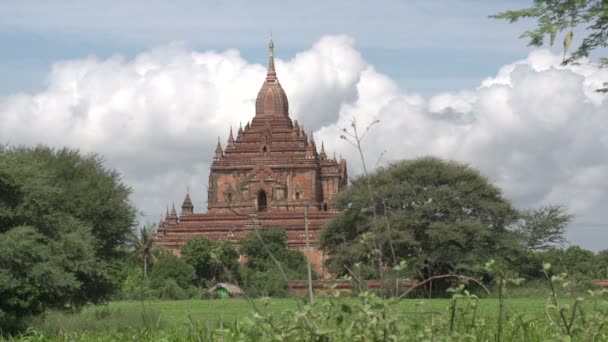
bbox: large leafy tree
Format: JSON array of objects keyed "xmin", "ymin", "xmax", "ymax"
[
  {"xmin": 493, "ymin": 0, "xmax": 608, "ymax": 92},
  {"xmin": 320, "ymin": 157, "xmax": 519, "ymax": 280},
  {"xmin": 0, "ymin": 146, "xmax": 137, "ymax": 331}
]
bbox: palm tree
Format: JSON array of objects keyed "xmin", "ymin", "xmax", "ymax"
[{"xmin": 128, "ymin": 223, "xmax": 157, "ymax": 277}]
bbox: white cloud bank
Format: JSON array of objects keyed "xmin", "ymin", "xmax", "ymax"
[{"xmin": 1, "ymin": 36, "xmax": 607, "ymax": 250}]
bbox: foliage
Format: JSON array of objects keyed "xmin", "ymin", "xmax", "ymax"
[
  {"xmin": 240, "ymin": 229, "xmax": 310, "ymax": 276},
  {"xmin": 148, "ymin": 252, "xmax": 196, "ymax": 300},
  {"xmin": 542, "ymin": 245, "xmax": 596, "ymax": 277},
  {"xmin": 126, "ymin": 224, "xmax": 158, "ymax": 277},
  {"xmin": 320, "ymin": 157, "xmax": 519, "ymax": 283},
  {"xmin": 120, "ymin": 267, "xmax": 153, "ymax": 301},
  {"xmin": 239, "ymin": 229, "xmax": 313, "ymax": 296},
  {"xmin": 0, "ymin": 226, "xmax": 93, "ymax": 332},
  {"xmin": 596, "ymin": 249, "xmax": 608, "ymax": 279},
  {"xmin": 239, "ymin": 267, "xmax": 291, "ymax": 297},
  {"xmin": 18, "ymin": 147, "xmax": 137, "ymax": 257},
  {"xmin": 493, "ymin": 0, "xmax": 608, "ymax": 92},
  {"xmin": 181, "ymin": 237, "xmax": 239, "ymax": 286},
  {"xmin": 0, "ymin": 146, "xmax": 137, "ymax": 332},
  {"xmin": 511, "ymin": 245, "xmax": 608, "ymax": 282},
  {"xmin": 515, "ymin": 204, "xmax": 574, "ymax": 251},
  {"xmin": 8, "ymin": 266, "xmax": 608, "ymax": 341}
]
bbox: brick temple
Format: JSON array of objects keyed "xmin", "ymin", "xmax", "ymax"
[{"xmin": 154, "ymin": 39, "xmax": 348, "ymax": 276}]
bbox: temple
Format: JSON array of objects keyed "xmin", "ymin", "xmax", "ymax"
[{"xmin": 154, "ymin": 39, "xmax": 348, "ymax": 277}]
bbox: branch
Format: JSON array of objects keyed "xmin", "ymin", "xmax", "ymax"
[{"xmin": 398, "ymin": 274, "xmax": 490, "ymax": 299}]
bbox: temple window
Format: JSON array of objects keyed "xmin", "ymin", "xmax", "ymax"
[
  {"xmin": 295, "ymin": 192, "xmax": 300, "ymax": 200},
  {"xmin": 258, "ymin": 190, "xmax": 268, "ymax": 212}
]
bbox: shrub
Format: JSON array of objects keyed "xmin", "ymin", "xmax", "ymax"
[{"xmin": 149, "ymin": 253, "xmax": 195, "ymax": 291}]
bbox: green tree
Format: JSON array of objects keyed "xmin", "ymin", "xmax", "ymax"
[
  {"xmin": 127, "ymin": 224, "xmax": 158, "ymax": 277},
  {"xmin": 0, "ymin": 146, "xmax": 137, "ymax": 331},
  {"xmin": 239, "ymin": 229, "xmax": 312, "ymax": 296},
  {"xmin": 515, "ymin": 204, "xmax": 574, "ymax": 251},
  {"xmin": 540, "ymin": 246, "xmax": 596, "ymax": 279},
  {"xmin": 240, "ymin": 229, "xmax": 309, "ymax": 275},
  {"xmin": 594, "ymin": 249, "xmax": 608, "ymax": 279},
  {"xmin": 181, "ymin": 237, "xmax": 239, "ymax": 286},
  {"xmin": 493, "ymin": 0, "xmax": 608, "ymax": 92},
  {"xmin": 149, "ymin": 252, "xmax": 196, "ymax": 299},
  {"xmin": 320, "ymin": 157, "xmax": 519, "ymax": 282}
]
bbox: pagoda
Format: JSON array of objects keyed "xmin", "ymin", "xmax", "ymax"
[{"xmin": 154, "ymin": 39, "xmax": 348, "ymax": 276}]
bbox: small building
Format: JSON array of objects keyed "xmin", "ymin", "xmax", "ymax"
[{"xmin": 208, "ymin": 283, "xmax": 245, "ymax": 298}]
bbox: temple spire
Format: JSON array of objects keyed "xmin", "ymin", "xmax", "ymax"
[
  {"xmin": 169, "ymin": 203, "xmax": 178, "ymax": 220},
  {"xmin": 320, "ymin": 141, "xmax": 327, "ymax": 160},
  {"xmin": 228, "ymin": 127, "xmax": 235, "ymax": 149},
  {"xmin": 214, "ymin": 137, "xmax": 224, "ymax": 160},
  {"xmin": 267, "ymin": 38, "xmax": 276, "ymax": 79},
  {"xmin": 181, "ymin": 192, "xmax": 194, "ymax": 216}
]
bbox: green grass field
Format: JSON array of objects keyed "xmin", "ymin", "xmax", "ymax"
[
  {"xmin": 6, "ymin": 292, "xmax": 605, "ymax": 341},
  {"xmin": 29, "ymin": 297, "xmax": 550, "ymax": 334}
]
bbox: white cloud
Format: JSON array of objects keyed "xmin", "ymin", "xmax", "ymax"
[{"xmin": 1, "ymin": 35, "xmax": 607, "ymax": 250}]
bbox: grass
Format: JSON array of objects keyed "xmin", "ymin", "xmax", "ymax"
[
  {"xmin": 7, "ymin": 287, "xmax": 606, "ymax": 341},
  {"xmin": 33, "ymin": 298, "xmax": 300, "ymax": 333},
  {"xmin": 32, "ymin": 297, "xmax": 547, "ymax": 333}
]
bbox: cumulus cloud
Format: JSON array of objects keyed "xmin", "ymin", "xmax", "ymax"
[
  {"xmin": 1, "ymin": 36, "xmax": 607, "ymax": 249},
  {"xmin": 316, "ymin": 49, "xmax": 608, "ymax": 250}
]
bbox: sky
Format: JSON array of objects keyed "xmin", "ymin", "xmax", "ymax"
[{"xmin": 1, "ymin": 0, "xmax": 607, "ymax": 251}]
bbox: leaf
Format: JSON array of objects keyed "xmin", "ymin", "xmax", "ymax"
[
  {"xmin": 563, "ymin": 30, "xmax": 574, "ymax": 58},
  {"xmin": 549, "ymin": 25, "xmax": 557, "ymax": 46}
]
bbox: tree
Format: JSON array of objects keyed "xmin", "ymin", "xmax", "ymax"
[
  {"xmin": 0, "ymin": 146, "xmax": 137, "ymax": 331},
  {"xmin": 594, "ymin": 249, "xmax": 608, "ymax": 279},
  {"xmin": 239, "ymin": 229, "xmax": 312, "ymax": 296},
  {"xmin": 493, "ymin": 0, "xmax": 608, "ymax": 92},
  {"xmin": 181, "ymin": 237, "xmax": 239, "ymax": 286},
  {"xmin": 320, "ymin": 157, "xmax": 519, "ymax": 281},
  {"xmin": 149, "ymin": 252, "xmax": 196, "ymax": 299},
  {"xmin": 515, "ymin": 204, "xmax": 573, "ymax": 251},
  {"xmin": 541, "ymin": 246, "xmax": 596, "ymax": 278},
  {"xmin": 240, "ymin": 229, "xmax": 309, "ymax": 275},
  {"xmin": 127, "ymin": 224, "xmax": 158, "ymax": 277}
]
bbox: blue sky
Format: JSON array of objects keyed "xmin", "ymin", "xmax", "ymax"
[
  {"xmin": 2, "ymin": 0, "xmax": 608, "ymax": 251},
  {"xmin": 1, "ymin": 0, "xmax": 534, "ymax": 95}
]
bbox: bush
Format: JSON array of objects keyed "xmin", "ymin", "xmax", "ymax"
[
  {"xmin": 154, "ymin": 279, "xmax": 188, "ymax": 300},
  {"xmin": 181, "ymin": 238, "xmax": 239, "ymax": 286},
  {"xmin": 120, "ymin": 267, "xmax": 154, "ymax": 300},
  {"xmin": 150, "ymin": 252, "xmax": 196, "ymax": 290},
  {"xmin": 238, "ymin": 229, "xmax": 314, "ymax": 296},
  {"xmin": 239, "ymin": 267, "xmax": 289, "ymax": 297}
]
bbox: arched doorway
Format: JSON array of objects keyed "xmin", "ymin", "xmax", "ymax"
[{"xmin": 257, "ymin": 190, "xmax": 268, "ymax": 212}]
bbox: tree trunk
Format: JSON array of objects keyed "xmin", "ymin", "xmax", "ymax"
[{"xmin": 143, "ymin": 254, "xmax": 148, "ymax": 277}]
